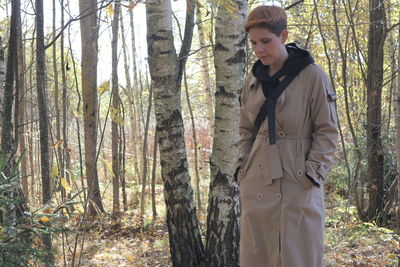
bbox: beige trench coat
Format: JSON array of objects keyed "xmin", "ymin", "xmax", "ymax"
[{"xmin": 236, "ymin": 63, "xmax": 338, "ymax": 267}]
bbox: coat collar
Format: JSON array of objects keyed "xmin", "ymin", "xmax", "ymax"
[{"xmin": 248, "ymin": 73, "xmax": 259, "ymax": 90}]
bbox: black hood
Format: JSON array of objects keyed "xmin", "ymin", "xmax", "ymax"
[{"xmin": 251, "ymin": 42, "xmax": 314, "ymax": 84}]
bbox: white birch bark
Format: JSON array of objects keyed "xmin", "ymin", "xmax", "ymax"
[
  {"xmin": 205, "ymin": 0, "xmax": 247, "ymax": 265},
  {"xmin": 146, "ymin": 0, "xmax": 204, "ymax": 265}
]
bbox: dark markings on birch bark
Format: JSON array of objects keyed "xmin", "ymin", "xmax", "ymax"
[
  {"xmin": 227, "ymin": 50, "xmax": 245, "ymax": 64},
  {"xmin": 215, "ymin": 86, "xmax": 236, "ymax": 98}
]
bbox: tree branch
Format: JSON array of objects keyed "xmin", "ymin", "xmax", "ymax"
[
  {"xmin": 177, "ymin": 0, "xmax": 195, "ymax": 87},
  {"xmin": 285, "ymin": 0, "xmax": 305, "ymax": 10},
  {"xmin": 44, "ymin": 0, "xmax": 114, "ymax": 49}
]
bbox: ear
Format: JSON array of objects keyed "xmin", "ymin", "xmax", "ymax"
[{"xmin": 280, "ymin": 30, "xmax": 288, "ymax": 43}]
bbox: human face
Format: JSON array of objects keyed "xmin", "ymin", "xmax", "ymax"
[{"xmin": 248, "ymin": 27, "xmax": 288, "ymax": 73}]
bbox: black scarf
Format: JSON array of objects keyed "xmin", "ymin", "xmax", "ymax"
[{"xmin": 251, "ymin": 43, "xmax": 314, "ymax": 144}]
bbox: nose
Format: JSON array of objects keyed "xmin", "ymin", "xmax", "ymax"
[{"xmin": 254, "ymin": 43, "xmax": 264, "ymax": 54}]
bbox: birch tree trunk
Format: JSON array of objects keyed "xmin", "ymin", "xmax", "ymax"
[
  {"xmin": 111, "ymin": 0, "xmax": 121, "ymax": 215},
  {"xmin": 79, "ymin": 0, "xmax": 104, "ymax": 215},
  {"xmin": 366, "ymin": 0, "xmax": 386, "ymax": 223},
  {"xmin": 204, "ymin": 1, "xmax": 247, "ymax": 265},
  {"xmin": 146, "ymin": 0, "xmax": 204, "ymax": 265}
]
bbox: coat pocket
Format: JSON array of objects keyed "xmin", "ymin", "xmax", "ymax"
[
  {"xmin": 236, "ymin": 154, "xmax": 249, "ymax": 181},
  {"xmin": 294, "ymin": 156, "xmax": 315, "ymax": 190},
  {"xmin": 237, "ymin": 140, "xmax": 263, "ymax": 184}
]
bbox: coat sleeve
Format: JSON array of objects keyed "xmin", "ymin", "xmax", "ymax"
[
  {"xmin": 305, "ymin": 66, "xmax": 339, "ymax": 185},
  {"xmin": 234, "ymin": 74, "xmax": 255, "ymax": 179}
]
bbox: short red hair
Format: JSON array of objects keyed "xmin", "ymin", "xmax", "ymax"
[{"xmin": 244, "ymin": 5, "xmax": 287, "ymax": 36}]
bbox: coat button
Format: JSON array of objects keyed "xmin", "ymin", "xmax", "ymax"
[
  {"xmin": 238, "ymin": 169, "xmax": 243, "ymax": 176},
  {"xmin": 257, "ymin": 193, "xmax": 263, "ymax": 200},
  {"xmin": 278, "ymin": 131, "xmax": 285, "ymax": 138},
  {"xmin": 297, "ymin": 169, "xmax": 304, "ymax": 176},
  {"xmin": 276, "ymin": 193, "xmax": 281, "ymax": 200},
  {"xmin": 262, "ymin": 130, "xmax": 268, "ymax": 136},
  {"xmin": 258, "ymin": 163, "xmax": 263, "ymax": 169}
]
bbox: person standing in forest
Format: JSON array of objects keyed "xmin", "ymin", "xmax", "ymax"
[{"xmin": 235, "ymin": 5, "xmax": 338, "ymax": 267}]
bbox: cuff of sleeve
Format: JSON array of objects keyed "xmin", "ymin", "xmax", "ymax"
[
  {"xmin": 234, "ymin": 167, "xmax": 240, "ymax": 181},
  {"xmin": 305, "ymin": 161, "xmax": 326, "ymax": 185},
  {"xmin": 305, "ymin": 173, "xmax": 321, "ymax": 188},
  {"xmin": 234, "ymin": 159, "xmax": 242, "ymax": 174}
]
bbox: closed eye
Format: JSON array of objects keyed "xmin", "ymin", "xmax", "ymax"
[{"xmin": 250, "ymin": 38, "xmax": 271, "ymax": 45}]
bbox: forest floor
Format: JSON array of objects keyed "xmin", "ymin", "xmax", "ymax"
[{"xmin": 53, "ymin": 187, "xmax": 400, "ymax": 267}]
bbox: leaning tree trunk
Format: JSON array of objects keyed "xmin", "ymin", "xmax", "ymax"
[
  {"xmin": 79, "ymin": 0, "xmax": 104, "ymax": 215},
  {"xmin": 140, "ymin": 83, "xmax": 152, "ymax": 226},
  {"xmin": 146, "ymin": 0, "xmax": 204, "ymax": 265},
  {"xmin": 204, "ymin": 1, "xmax": 247, "ymax": 265},
  {"xmin": 111, "ymin": 0, "xmax": 121, "ymax": 215},
  {"xmin": 36, "ymin": 0, "xmax": 54, "ymax": 264},
  {"xmin": 365, "ymin": 0, "xmax": 386, "ymax": 223}
]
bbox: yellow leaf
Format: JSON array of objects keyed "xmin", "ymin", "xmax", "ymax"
[
  {"xmin": 110, "ymin": 106, "xmax": 124, "ymax": 126},
  {"xmin": 62, "ymin": 208, "xmax": 70, "ymax": 220},
  {"xmin": 50, "ymin": 166, "xmax": 59, "ymax": 179},
  {"xmin": 39, "ymin": 216, "xmax": 50, "ymax": 223},
  {"xmin": 43, "ymin": 207, "xmax": 53, "ymax": 214},
  {"xmin": 53, "ymin": 139, "xmax": 63, "ymax": 148},
  {"xmin": 72, "ymin": 110, "xmax": 81, "ymax": 119},
  {"xmin": 392, "ymin": 239, "xmax": 399, "ymax": 249},
  {"xmin": 127, "ymin": 2, "xmax": 137, "ymax": 11},
  {"xmin": 98, "ymin": 80, "xmax": 110, "ymax": 96},
  {"xmin": 107, "ymin": 4, "xmax": 114, "ymax": 17},
  {"xmin": 101, "ymin": 158, "xmax": 114, "ymax": 178},
  {"xmin": 60, "ymin": 178, "xmax": 72, "ymax": 193},
  {"xmin": 75, "ymin": 205, "xmax": 84, "ymax": 214}
]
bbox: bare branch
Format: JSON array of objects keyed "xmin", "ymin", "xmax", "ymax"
[
  {"xmin": 44, "ymin": 0, "xmax": 113, "ymax": 50},
  {"xmin": 285, "ymin": 0, "xmax": 305, "ymax": 10}
]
